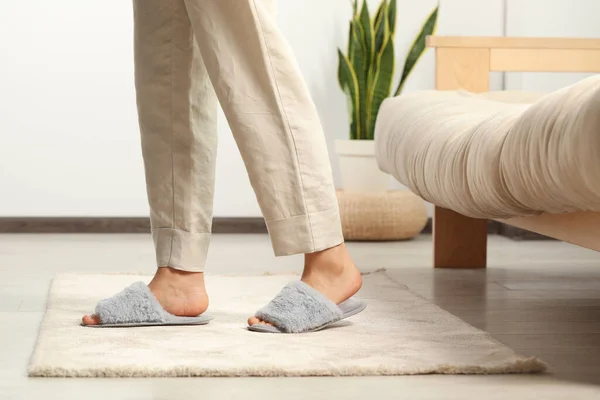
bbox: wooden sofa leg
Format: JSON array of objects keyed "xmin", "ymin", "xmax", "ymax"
[{"xmin": 433, "ymin": 206, "xmax": 487, "ymax": 268}]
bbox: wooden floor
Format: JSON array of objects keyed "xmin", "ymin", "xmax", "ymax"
[{"xmin": 1, "ymin": 234, "xmax": 600, "ymax": 399}]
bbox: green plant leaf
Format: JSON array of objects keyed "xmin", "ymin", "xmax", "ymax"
[
  {"xmin": 388, "ymin": 0, "xmax": 397, "ymax": 34},
  {"xmin": 358, "ymin": 0, "xmax": 374, "ymax": 70},
  {"xmin": 337, "ymin": 49, "xmax": 361, "ymax": 140},
  {"xmin": 393, "ymin": 5, "xmax": 439, "ymax": 96},
  {"xmin": 350, "ymin": 20, "xmax": 368, "ymax": 140},
  {"xmin": 367, "ymin": 36, "xmax": 395, "ymax": 140},
  {"xmin": 351, "ymin": 0, "xmax": 357, "ymax": 15},
  {"xmin": 374, "ymin": 0, "xmax": 386, "ymax": 31},
  {"xmin": 374, "ymin": 1, "xmax": 388, "ymax": 54}
]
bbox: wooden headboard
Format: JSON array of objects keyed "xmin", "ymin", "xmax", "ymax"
[{"xmin": 427, "ymin": 36, "xmax": 600, "ymax": 92}]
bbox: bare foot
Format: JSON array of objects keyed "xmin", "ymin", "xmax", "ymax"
[
  {"xmin": 248, "ymin": 243, "xmax": 362, "ymax": 327},
  {"xmin": 82, "ymin": 267, "xmax": 209, "ymax": 326}
]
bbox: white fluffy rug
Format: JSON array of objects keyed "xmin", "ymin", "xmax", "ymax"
[{"xmin": 28, "ymin": 272, "xmax": 545, "ymax": 377}]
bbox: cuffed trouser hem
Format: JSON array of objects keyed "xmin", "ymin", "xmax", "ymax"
[
  {"xmin": 153, "ymin": 228, "xmax": 210, "ymax": 272},
  {"xmin": 265, "ymin": 207, "xmax": 344, "ymax": 257}
]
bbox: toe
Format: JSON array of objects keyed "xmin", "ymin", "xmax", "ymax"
[
  {"xmin": 82, "ymin": 314, "xmax": 101, "ymax": 326},
  {"xmin": 248, "ymin": 316, "xmax": 274, "ymax": 327}
]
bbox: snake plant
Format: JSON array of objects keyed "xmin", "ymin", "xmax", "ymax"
[{"xmin": 338, "ymin": 0, "xmax": 439, "ymax": 140}]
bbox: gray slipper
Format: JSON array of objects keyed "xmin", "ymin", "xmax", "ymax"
[
  {"xmin": 248, "ymin": 281, "xmax": 367, "ymax": 333},
  {"xmin": 82, "ymin": 281, "xmax": 212, "ymax": 328}
]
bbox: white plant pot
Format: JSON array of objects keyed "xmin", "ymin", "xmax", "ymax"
[{"xmin": 335, "ymin": 139, "xmax": 390, "ymax": 192}]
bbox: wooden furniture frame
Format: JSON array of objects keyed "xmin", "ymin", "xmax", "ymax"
[{"xmin": 427, "ymin": 36, "xmax": 600, "ymax": 268}]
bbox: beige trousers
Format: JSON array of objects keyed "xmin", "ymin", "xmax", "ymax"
[{"xmin": 133, "ymin": 0, "xmax": 343, "ymax": 272}]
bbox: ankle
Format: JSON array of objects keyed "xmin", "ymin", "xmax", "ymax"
[
  {"xmin": 151, "ymin": 266, "xmax": 205, "ymax": 288},
  {"xmin": 301, "ymin": 244, "xmax": 362, "ymax": 304},
  {"xmin": 303, "ymin": 243, "xmax": 354, "ymax": 276}
]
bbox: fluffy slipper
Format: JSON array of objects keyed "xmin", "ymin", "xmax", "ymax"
[
  {"xmin": 248, "ymin": 281, "xmax": 366, "ymax": 333},
  {"xmin": 83, "ymin": 281, "xmax": 212, "ymax": 328}
]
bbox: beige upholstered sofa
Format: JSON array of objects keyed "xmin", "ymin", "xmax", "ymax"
[{"xmin": 375, "ymin": 36, "xmax": 600, "ymax": 268}]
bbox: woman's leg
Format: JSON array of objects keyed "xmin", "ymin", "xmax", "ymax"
[
  {"xmin": 83, "ymin": 0, "xmax": 216, "ymax": 324},
  {"xmin": 182, "ymin": 0, "xmax": 361, "ymax": 326}
]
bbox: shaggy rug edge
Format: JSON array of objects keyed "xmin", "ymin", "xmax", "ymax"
[{"xmin": 28, "ymin": 357, "xmax": 547, "ymax": 378}]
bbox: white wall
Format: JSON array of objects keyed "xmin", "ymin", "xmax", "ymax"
[
  {"xmin": 0, "ymin": 1, "xmax": 142, "ymax": 217},
  {"xmin": 505, "ymin": 0, "xmax": 600, "ymax": 91},
  {"xmin": 0, "ymin": 0, "xmax": 513, "ymax": 217}
]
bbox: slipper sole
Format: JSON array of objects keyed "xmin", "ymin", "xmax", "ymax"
[{"xmin": 82, "ymin": 314, "xmax": 213, "ymax": 328}]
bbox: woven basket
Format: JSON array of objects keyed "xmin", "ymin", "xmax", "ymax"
[{"xmin": 336, "ymin": 191, "xmax": 427, "ymax": 241}]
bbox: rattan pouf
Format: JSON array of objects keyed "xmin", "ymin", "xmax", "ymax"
[{"xmin": 336, "ymin": 190, "xmax": 428, "ymax": 241}]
